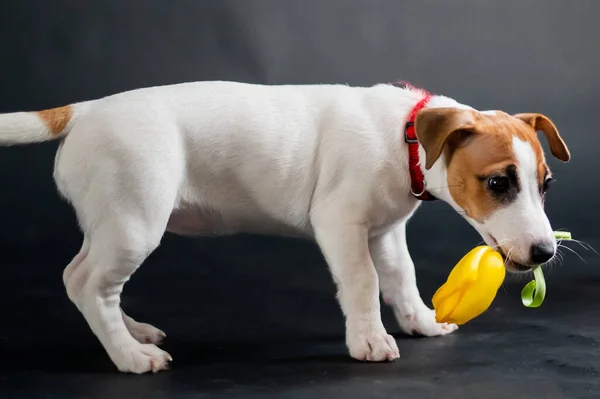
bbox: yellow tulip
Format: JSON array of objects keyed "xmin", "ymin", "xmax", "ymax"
[{"xmin": 432, "ymin": 246, "xmax": 505, "ymax": 325}]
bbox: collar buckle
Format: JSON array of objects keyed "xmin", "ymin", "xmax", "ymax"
[{"xmin": 404, "ymin": 122, "xmax": 419, "ymax": 144}]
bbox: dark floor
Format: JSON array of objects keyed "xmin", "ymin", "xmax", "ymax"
[
  {"xmin": 0, "ymin": 1, "xmax": 597, "ymax": 397},
  {"xmin": 1, "ymin": 224, "xmax": 599, "ymax": 399}
]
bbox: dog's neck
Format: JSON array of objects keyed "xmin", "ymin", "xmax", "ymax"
[{"xmin": 373, "ymin": 84, "xmax": 474, "ymax": 209}]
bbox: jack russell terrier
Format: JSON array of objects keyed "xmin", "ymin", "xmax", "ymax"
[{"xmin": 0, "ymin": 81, "xmax": 570, "ymax": 373}]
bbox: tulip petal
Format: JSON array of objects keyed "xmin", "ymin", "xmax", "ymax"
[{"xmin": 432, "ymin": 246, "xmax": 505, "ymax": 325}]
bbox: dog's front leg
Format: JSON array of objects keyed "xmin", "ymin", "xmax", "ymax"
[
  {"xmin": 370, "ymin": 222, "xmax": 458, "ymax": 337},
  {"xmin": 312, "ymin": 212, "xmax": 399, "ymax": 362}
]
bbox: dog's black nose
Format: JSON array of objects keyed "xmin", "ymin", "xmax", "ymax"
[{"xmin": 530, "ymin": 241, "xmax": 555, "ymax": 264}]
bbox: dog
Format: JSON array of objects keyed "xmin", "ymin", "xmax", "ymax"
[{"xmin": 0, "ymin": 81, "xmax": 570, "ymax": 373}]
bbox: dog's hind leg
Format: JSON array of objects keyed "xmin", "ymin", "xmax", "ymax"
[
  {"xmin": 64, "ymin": 237, "xmax": 167, "ymax": 347},
  {"xmin": 62, "ymin": 236, "xmax": 90, "ymax": 288},
  {"xmin": 60, "ymin": 156, "xmax": 181, "ymax": 373},
  {"xmin": 65, "ymin": 210, "xmax": 174, "ymax": 374},
  {"xmin": 55, "ymin": 111, "xmax": 184, "ymax": 372}
]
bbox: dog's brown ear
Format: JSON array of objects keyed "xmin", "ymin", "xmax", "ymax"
[
  {"xmin": 513, "ymin": 113, "xmax": 571, "ymax": 162},
  {"xmin": 414, "ymin": 107, "xmax": 477, "ymax": 169}
]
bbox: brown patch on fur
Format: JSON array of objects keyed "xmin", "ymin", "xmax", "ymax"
[
  {"xmin": 415, "ymin": 108, "xmax": 569, "ymax": 222},
  {"xmin": 35, "ymin": 105, "xmax": 72, "ymax": 136}
]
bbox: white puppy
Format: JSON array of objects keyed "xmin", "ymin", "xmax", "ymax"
[{"xmin": 0, "ymin": 81, "xmax": 570, "ymax": 373}]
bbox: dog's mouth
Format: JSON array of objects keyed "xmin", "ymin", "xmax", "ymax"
[
  {"xmin": 489, "ymin": 235, "xmax": 534, "ymax": 273},
  {"xmin": 499, "ymin": 252, "xmax": 533, "ymax": 272}
]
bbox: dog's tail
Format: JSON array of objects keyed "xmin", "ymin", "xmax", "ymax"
[{"xmin": 0, "ymin": 103, "xmax": 85, "ymax": 145}]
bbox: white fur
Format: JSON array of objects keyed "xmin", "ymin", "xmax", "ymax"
[{"xmin": 0, "ymin": 81, "xmax": 542, "ymax": 373}]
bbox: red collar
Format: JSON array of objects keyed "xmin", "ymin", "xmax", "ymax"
[{"xmin": 396, "ymin": 82, "xmax": 436, "ymax": 201}]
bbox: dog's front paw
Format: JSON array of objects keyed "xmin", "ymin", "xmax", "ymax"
[
  {"xmin": 346, "ymin": 326, "xmax": 400, "ymax": 362},
  {"xmin": 396, "ymin": 306, "xmax": 458, "ymax": 337}
]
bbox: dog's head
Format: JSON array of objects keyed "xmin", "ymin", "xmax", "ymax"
[{"xmin": 415, "ymin": 108, "xmax": 570, "ymax": 273}]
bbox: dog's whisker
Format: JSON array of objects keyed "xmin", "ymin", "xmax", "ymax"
[
  {"xmin": 544, "ymin": 257, "xmax": 556, "ymax": 274},
  {"xmin": 551, "ymin": 255, "xmax": 561, "ymax": 271},
  {"xmin": 567, "ymin": 239, "xmax": 590, "ymax": 251},
  {"xmin": 552, "ymin": 250, "xmax": 564, "ymax": 266},
  {"xmin": 505, "ymin": 245, "xmax": 516, "ymax": 264},
  {"xmin": 558, "ymin": 243, "xmax": 586, "ymax": 264},
  {"xmin": 552, "ymin": 228, "xmax": 597, "ymax": 254},
  {"xmin": 569, "ymin": 239, "xmax": 599, "ymax": 255},
  {"xmin": 493, "ymin": 239, "xmax": 512, "ymax": 251},
  {"xmin": 554, "ymin": 252, "xmax": 565, "ymax": 266}
]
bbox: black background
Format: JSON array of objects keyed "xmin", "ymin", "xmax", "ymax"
[{"xmin": 0, "ymin": 1, "xmax": 599, "ymax": 398}]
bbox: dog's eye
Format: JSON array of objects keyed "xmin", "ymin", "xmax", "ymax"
[
  {"xmin": 488, "ymin": 176, "xmax": 510, "ymax": 193},
  {"xmin": 542, "ymin": 177, "xmax": 554, "ymax": 194}
]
